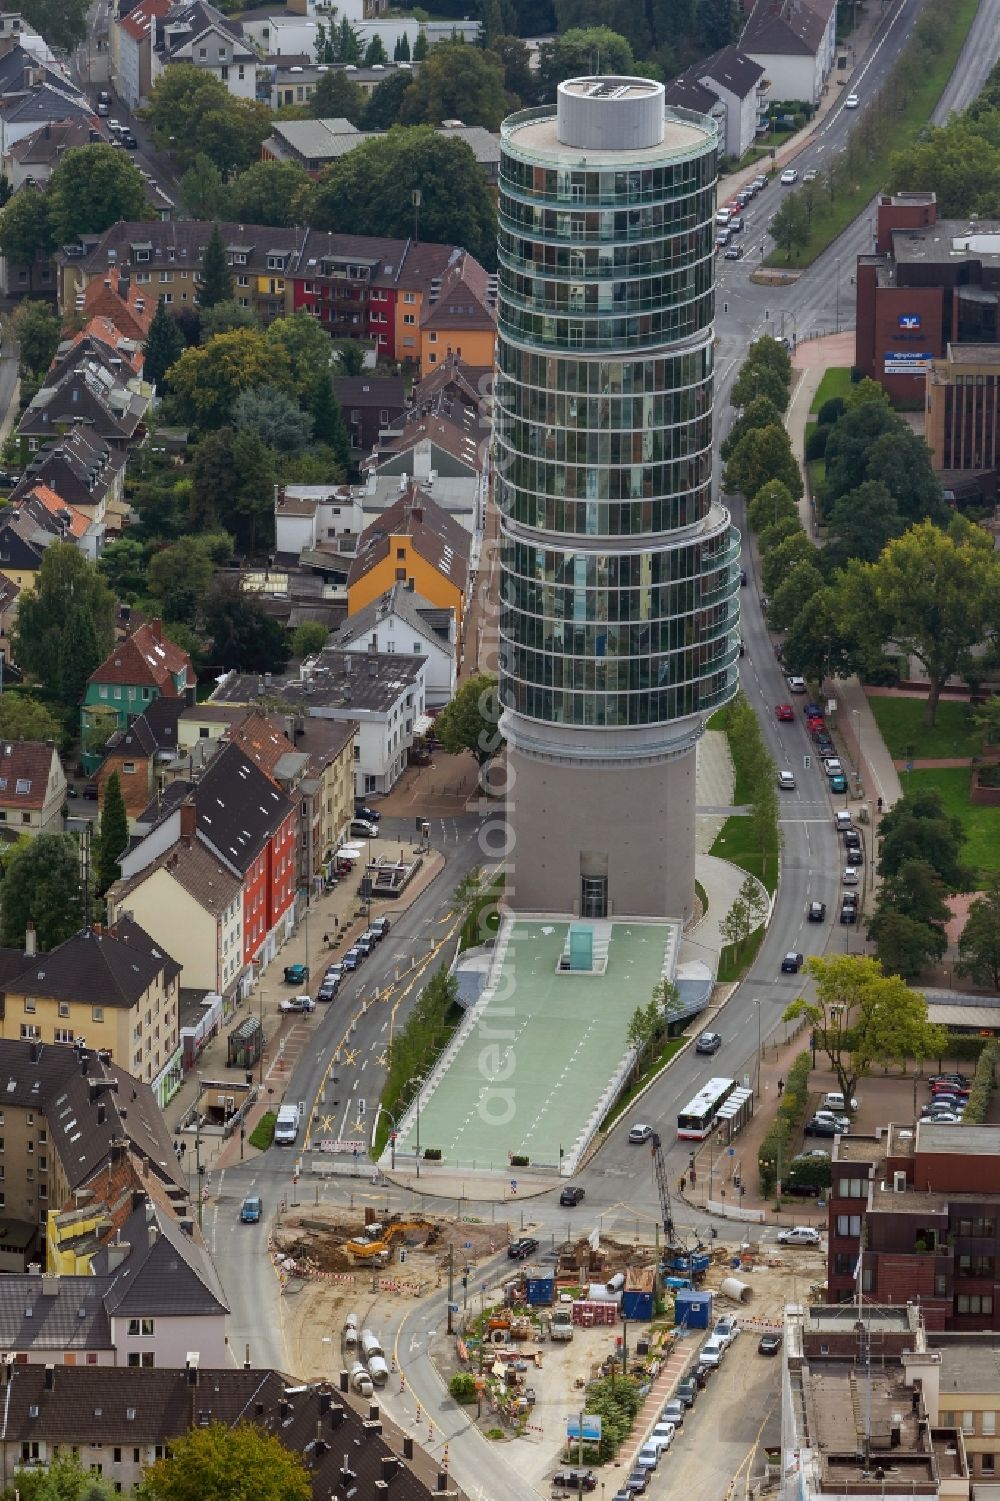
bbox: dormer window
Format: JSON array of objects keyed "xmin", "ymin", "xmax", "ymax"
[
  {"xmin": 134, "ymin": 249, "xmax": 149, "ymax": 263},
  {"xmin": 266, "ymin": 254, "xmax": 286, "ymax": 272}
]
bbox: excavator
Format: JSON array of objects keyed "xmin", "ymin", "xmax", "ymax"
[{"xmin": 345, "ymin": 1218, "xmax": 434, "ymax": 1261}]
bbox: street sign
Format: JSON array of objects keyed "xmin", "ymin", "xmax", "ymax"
[
  {"xmin": 567, "ymin": 1415, "xmax": 602, "ymax": 1442},
  {"xmin": 448, "ymin": 1302, "xmax": 460, "ymax": 1314},
  {"xmin": 510, "ymin": 1179, "xmax": 517, "ymax": 1195}
]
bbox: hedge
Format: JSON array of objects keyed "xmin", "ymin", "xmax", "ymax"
[
  {"xmin": 758, "ymin": 1051, "xmax": 811, "ymax": 1195},
  {"xmin": 805, "ymin": 424, "xmax": 830, "ymax": 461},
  {"xmin": 962, "ymin": 1041, "xmax": 1000, "ymax": 1125}
]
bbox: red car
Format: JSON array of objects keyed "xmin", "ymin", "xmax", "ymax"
[
  {"xmin": 776, "ymin": 704, "xmax": 795, "ymax": 722},
  {"xmin": 806, "ymin": 715, "xmax": 825, "ymax": 732}
]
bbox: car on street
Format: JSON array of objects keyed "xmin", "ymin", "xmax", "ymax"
[
  {"xmin": 829, "ymin": 774, "xmax": 848, "ymax": 794},
  {"xmin": 803, "ymin": 168, "xmax": 818, "ymax": 182},
  {"xmin": 807, "ymin": 901, "xmax": 826, "ymax": 922},
  {"xmin": 122, "ymin": 130, "xmax": 138, "ymax": 148},
  {"xmin": 777, "ymin": 770, "xmax": 797, "ymax": 791},
  {"xmin": 628, "ymin": 1123, "xmax": 653, "ymax": 1143},
  {"xmin": 728, "ymin": 215, "xmax": 744, "ymax": 232},
  {"xmin": 696, "ymin": 1031, "xmax": 722, "ymax": 1054},
  {"xmin": 342, "ymin": 947, "xmax": 363, "ymax": 970},
  {"xmin": 351, "ymin": 819, "xmax": 378, "ymax": 838},
  {"xmin": 625, "ymin": 1471, "xmax": 649, "ymax": 1494},
  {"xmin": 676, "ymin": 1380, "xmax": 697, "ymax": 1407},
  {"xmin": 780, "ymin": 168, "xmax": 798, "ymax": 184},
  {"xmin": 927, "ymin": 1112, "xmax": 963, "ymax": 1124},
  {"xmin": 843, "ymin": 866, "xmax": 859, "ymax": 885},
  {"xmin": 553, "ymin": 1471, "xmax": 597, "ymax": 1492},
  {"xmin": 803, "ymin": 701, "xmax": 822, "ymax": 717},
  {"xmin": 355, "ymin": 804, "xmax": 381, "ymax": 822},
  {"xmin": 759, "ymin": 1333, "xmax": 782, "ymax": 1354},
  {"xmin": 753, "ymin": 174, "xmax": 769, "ymax": 190},
  {"xmin": 508, "ymin": 1237, "xmax": 539, "ymax": 1260},
  {"xmin": 806, "ymin": 715, "xmax": 825, "ymax": 732},
  {"xmin": 807, "ymin": 1110, "xmax": 850, "ymax": 1134},
  {"xmin": 661, "ymin": 1399, "xmax": 685, "ymax": 1426},
  {"xmin": 715, "ymin": 231, "xmax": 731, "ymax": 250},
  {"xmin": 279, "ymin": 994, "xmax": 315, "ymax": 1013},
  {"xmin": 370, "ymin": 916, "xmax": 391, "ymax": 939},
  {"xmin": 714, "ymin": 1316, "xmax": 739, "ymax": 1345},
  {"xmin": 107, "ymin": 118, "xmax": 122, "ymax": 135},
  {"xmin": 824, "ymin": 758, "xmax": 843, "ymax": 775},
  {"xmin": 844, "ymin": 830, "xmax": 862, "ymax": 855},
  {"xmin": 282, "ymin": 962, "xmax": 308, "ymax": 985},
  {"xmin": 845, "ymin": 92, "xmax": 860, "ymax": 108},
  {"xmin": 317, "ymin": 975, "xmax": 340, "ymax": 1001},
  {"xmin": 723, "ymin": 243, "xmax": 744, "ymax": 259},
  {"xmin": 835, "ymin": 810, "xmax": 853, "ymax": 831},
  {"xmin": 96, "ymin": 91, "xmax": 110, "ymax": 115},
  {"xmin": 650, "ymin": 1424, "xmax": 676, "ymax": 1452},
  {"xmin": 775, "ymin": 703, "xmax": 794, "ymax": 721},
  {"xmin": 636, "ymin": 1444, "xmax": 660, "ymax": 1471},
  {"xmin": 781, "ymin": 951, "xmax": 804, "ymax": 973},
  {"xmin": 840, "ymin": 897, "xmax": 858, "ymax": 924},
  {"xmin": 787, "ymin": 675, "xmax": 807, "ymax": 693},
  {"xmin": 560, "ymin": 1185, "xmax": 586, "ymax": 1206},
  {"xmin": 740, "ymin": 567, "xmax": 748, "ymax": 585},
  {"xmin": 240, "ymin": 1195, "xmax": 262, "ymax": 1223},
  {"xmin": 699, "ymin": 1340, "xmax": 725, "ymax": 1367}
]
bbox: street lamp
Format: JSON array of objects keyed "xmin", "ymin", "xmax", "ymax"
[
  {"xmin": 412, "ymin": 1073, "xmax": 427, "ymax": 1178},
  {"xmin": 257, "ymin": 988, "xmax": 266, "ymax": 1085},
  {"xmin": 753, "ymin": 998, "xmax": 762, "ymax": 1097},
  {"xmin": 852, "ymin": 708, "xmax": 863, "ymax": 783}
]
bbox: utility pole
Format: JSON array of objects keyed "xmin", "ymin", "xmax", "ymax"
[{"xmin": 447, "ymin": 1243, "xmax": 454, "ymax": 1334}]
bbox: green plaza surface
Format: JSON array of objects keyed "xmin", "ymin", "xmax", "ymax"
[{"xmin": 400, "ymin": 919, "xmax": 676, "ymax": 1172}]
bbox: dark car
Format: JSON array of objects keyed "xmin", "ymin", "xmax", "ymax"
[
  {"xmin": 844, "ymin": 831, "xmax": 862, "ymax": 855},
  {"xmin": 807, "ymin": 901, "xmax": 826, "ymax": 922},
  {"xmin": 625, "ymin": 1472, "xmax": 648, "ymax": 1495},
  {"xmin": 553, "ymin": 1472, "xmax": 597, "ymax": 1493},
  {"xmin": 758, "ymin": 1333, "xmax": 782, "ymax": 1355},
  {"xmin": 317, "ymin": 976, "xmax": 340, "ymax": 1001},
  {"xmin": 805, "ymin": 1115, "xmax": 840, "ymax": 1137},
  {"xmin": 740, "ymin": 567, "xmax": 747, "ymax": 586},
  {"xmin": 559, "ymin": 1185, "xmax": 585, "ymax": 1206},
  {"xmin": 355, "ymin": 804, "xmax": 381, "ymax": 822},
  {"xmin": 804, "ymin": 702, "xmax": 822, "ymax": 717},
  {"xmin": 508, "ymin": 1237, "xmax": 539, "ymax": 1260},
  {"xmin": 690, "ymin": 1363, "xmax": 710, "ymax": 1387},
  {"xmin": 695, "ymin": 1031, "xmax": 722, "ymax": 1054},
  {"xmin": 675, "ymin": 1380, "xmax": 697, "ymax": 1407},
  {"xmin": 122, "ymin": 130, "xmax": 138, "ymax": 148},
  {"xmin": 342, "ymin": 947, "xmax": 362, "ymax": 971},
  {"xmin": 723, "ymin": 243, "xmax": 743, "ymax": 259},
  {"xmin": 83, "ymin": 781, "xmax": 99, "ymax": 800},
  {"xmin": 283, "ymin": 963, "xmax": 309, "ymax": 985},
  {"xmin": 781, "ymin": 952, "xmax": 804, "ymax": 973}
]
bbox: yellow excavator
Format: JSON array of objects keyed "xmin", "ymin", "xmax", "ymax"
[{"xmin": 345, "ymin": 1219, "xmax": 433, "ymax": 1261}]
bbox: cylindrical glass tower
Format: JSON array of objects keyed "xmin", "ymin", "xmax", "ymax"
[{"xmin": 496, "ymin": 77, "xmax": 740, "ymax": 921}]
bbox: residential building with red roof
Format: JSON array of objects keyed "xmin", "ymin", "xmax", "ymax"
[
  {"xmin": 0, "ymin": 739, "xmax": 66, "ymax": 837},
  {"xmin": 81, "ymin": 619, "xmax": 196, "ymax": 772},
  {"xmin": 114, "ymin": 0, "xmax": 171, "ymax": 110},
  {"xmin": 417, "ymin": 249, "xmax": 497, "ymax": 375}
]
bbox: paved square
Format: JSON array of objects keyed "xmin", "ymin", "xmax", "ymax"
[{"xmin": 399, "ymin": 919, "xmax": 676, "ymax": 1172}]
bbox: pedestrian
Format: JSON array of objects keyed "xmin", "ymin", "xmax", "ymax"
[
  {"xmin": 690, "ymin": 1165, "xmax": 697, "ymax": 1186},
  {"xmin": 877, "ymin": 796, "xmax": 884, "ymax": 813},
  {"xmin": 679, "ymin": 1175, "xmax": 687, "ymax": 1194},
  {"xmin": 777, "ymin": 1077, "xmax": 784, "ymax": 1097}
]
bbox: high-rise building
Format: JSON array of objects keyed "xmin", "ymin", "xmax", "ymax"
[{"xmin": 496, "ymin": 77, "xmax": 740, "ymax": 920}]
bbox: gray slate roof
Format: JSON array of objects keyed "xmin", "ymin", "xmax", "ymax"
[{"xmin": 0, "ymin": 1274, "xmax": 111, "ymax": 1350}]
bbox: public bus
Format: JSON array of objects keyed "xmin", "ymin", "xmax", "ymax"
[{"xmin": 677, "ymin": 1077, "xmax": 738, "ymax": 1140}]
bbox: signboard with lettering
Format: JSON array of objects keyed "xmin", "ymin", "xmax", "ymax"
[
  {"xmin": 314, "ymin": 1139, "xmax": 366, "ymax": 1153},
  {"xmin": 884, "ymin": 351, "xmax": 934, "ymax": 374}
]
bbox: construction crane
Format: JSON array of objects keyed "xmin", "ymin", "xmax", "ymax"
[{"xmin": 649, "ymin": 1131, "xmax": 678, "ymax": 1251}]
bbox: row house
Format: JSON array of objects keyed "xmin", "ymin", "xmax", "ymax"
[
  {"xmin": 149, "ymin": 0, "xmax": 258, "ymax": 101},
  {"xmin": 112, "ymin": 0, "xmax": 171, "ymax": 110},
  {"xmin": 56, "ymin": 220, "xmax": 489, "ymax": 364},
  {"xmin": 0, "ymin": 738, "xmax": 65, "ymax": 836},
  {"xmin": 15, "ymin": 358, "xmax": 149, "ymax": 459},
  {"xmin": 0, "ymin": 483, "xmax": 100, "ymax": 591}
]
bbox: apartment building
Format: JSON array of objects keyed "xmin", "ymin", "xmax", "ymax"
[
  {"xmin": 150, "ymin": 0, "xmax": 258, "ymax": 100},
  {"xmin": 82, "ymin": 619, "xmax": 196, "ymax": 772},
  {"xmin": 347, "ymin": 483, "xmax": 470, "ymax": 636},
  {"xmin": 0, "ymin": 739, "xmax": 65, "ymax": 837}
]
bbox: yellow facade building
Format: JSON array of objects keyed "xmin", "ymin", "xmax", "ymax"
[{"xmin": 346, "ymin": 484, "xmax": 470, "ymax": 638}]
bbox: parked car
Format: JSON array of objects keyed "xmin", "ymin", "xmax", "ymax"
[
  {"xmin": 775, "ymin": 703, "xmax": 795, "ymax": 721},
  {"xmin": 342, "ymin": 947, "xmax": 363, "ymax": 971},
  {"xmin": 843, "ymin": 866, "xmax": 859, "ymax": 885},
  {"xmin": 844, "ymin": 830, "xmax": 862, "ymax": 854},
  {"xmin": 835, "ymin": 810, "xmax": 853, "ymax": 832},
  {"xmin": 553, "ymin": 1471, "xmax": 597, "ymax": 1492},
  {"xmin": 370, "ymin": 916, "xmax": 391, "ymax": 939},
  {"xmin": 636, "ymin": 1445, "xmax": 660, "ymax": 1472},
  {"xmin": 240, "ymin": 1195, "xmax": 262, "ymax": 1224},
  {"xmin": 777, "ymin": 1225, "xmax": 821, "ymax": 1246},
  {"xmin": 787, "ymin": 675, "xmax": 807, "ymax": 693},
  {"xmin": 780, "ymin": 168, "xmax": 798, "ymax": 184},
  {"xmin": 829, "ymin": 774, "xmax": 848, "ymax": 794},
  {"xmin": 805, "ymin": 1113, "xmax": 848, "ymax": 1137},
  {"xmin": 508, "ymin": 1237, "xmax": 539, "ymax": 1260},
  {"xmin": 845, "ymin": 91, "xmax": 860, "ymax": 107},
  {"xmin": 807, "ymin": 901, "xmax": 826, "ymax": 922},
  {"xmin": 625, "ymin": 1471, "xmax": 649, "ymax": 1494},
  {"xmin": 122, "ymin": 130, "xmax": 138, "ymax": 148},
  {"xmin": 628, "ymin": 1123, "xmax": 653, "ymax": 1143},
  {"xmin": 675, "ymin": 1380, "xmax": 697, "ymax": 1407},
  {"xmin": 560, "ymin": 1185, "xmax": 585, "ymax": 1206},
  {"xmin": 777, "ymin": 770, "xmax": 797, "ymax": 791},
  {"xmin": 283, "ymin": 963, "xmax": 309, "ymax": 985},
  {"xmin": 351, "ymin": 819, "xmax": 378, "ymax": 838},
  {"xmin": 740, "ymin": 567, "xmax": 748, "ymax": 585},
  {"xmin": 713, "ymin": 1316, "xmax": 739, "ymax": 1346},
  {"xmin": 781, "ymin": 951, "xmax": 804, "ymax": 973},
  {"xmin": 824, "ymin": 758, "xmax": 843, "ymax": 775},
  {"xmin": 279, "ymin": 994, "xmax": 315, "ymax": 1014},
  {"xmin": 840, "ymin": 900, "xmax": 857, "ymax": 925},
  {"xmin": 96, "ymin": 91, "xmax": 110, "ymax": 115},
  {"xmin": 699, "ymin": 1340, "xmax": 725, "ymax": 1367},
  {"xmin": 355, "ymin": 804, "xmax": 381, "ymax": 822},
  {"xmin": 759, "ymin": 1333, "xmax": 782, "ymax": 1355},
  {"xmin": 661, "ymin": 1399, "xmax": 685, "ymax": 1427},
  {"xmin": 317, "ymin": 976, "xmax": 340, "ymax": 1002},
  {"xmin": 802, "ymin": 168, "xmax": 818, "ymax": 182},
  {"xmin": 696, "ymin": 1031, "xmax": 722, "ymax": 1054},
  {"xmin": 650, "ymin": 1424, "xmax": 676, "ymax": 1452}
]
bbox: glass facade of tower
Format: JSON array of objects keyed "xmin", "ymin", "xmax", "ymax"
[{"xmin": 497, "ymin": 88, "xmax": 740, "ymax": 732}]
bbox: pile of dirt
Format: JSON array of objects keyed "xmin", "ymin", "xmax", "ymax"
[{"xmin": 274, "ymin": 1209, "xmax": 502, "ymax": 1273}]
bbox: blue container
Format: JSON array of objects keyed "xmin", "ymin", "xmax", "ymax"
[
  {"xmin": 674, "ymin": 1289, "xmax": 713, "ymax": 1330},
  {"xmin": 622, "ymin": 1289, "xmax": 655, "ymax": 1321},
  {"xmin": 525, "ymin": 1268, "xmax": 555, "ymax": 1307}
]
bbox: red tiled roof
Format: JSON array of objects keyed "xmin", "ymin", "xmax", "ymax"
[
  {"xmin": 419, "ymin": 252, "xmax": 497, "ymax": 332},
  {"xmin": 24, "ymin": 483, "xmax": 90, "ymax": 539},
  {"xmin": 71, "ymin": 316, "xmax": 144, "ymax": 375},
  {"xmin": 88, "ymin": 619, "xmax": 195, "ymax": 694},
  {"xmin": 0, "ymin": 740, "xmax": 59, "ymax": 811},
  {"xmin": 119, "ymin": 0, "xmax": 170, "ymax": 43},
  {"xmin": 83, "ymin": 277, "xmax": 155, "ymax": 340}
]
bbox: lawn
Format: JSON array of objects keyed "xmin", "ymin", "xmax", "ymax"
[
  {"xmin": 906, "ymin": 768, "xmax": 1000, "ymax": 885},
  {"xmin": 600, "ymin": 1038, "xmax": 686, "ymax": 1131},
  {"xmin": 867, "ymin": 695, "xmax": 982, "ymax": 760},
  {"xmin": 248, "ymin": 1111, "xmax": 275, "ymax": 1151},
  {"xmin": 710, "ymin": 814, "xmax": 779, "ymax": 894},
  {"xmin": 717, "ymin": 923, "xmax": 766, "ymax": 983},
  {"xmin": 809, "ymin": 367, "xmax": 853, "ymax": 414},
  {"xmin": 764, "ymin": 0, "xmax": 979, "ymax": 268}
]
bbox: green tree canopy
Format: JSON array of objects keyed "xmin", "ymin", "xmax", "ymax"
[
  {"xmin": 96, "ymin": 771, "xmax": 128, "ymax": 895},
  {"xmin": 46, "ymin": 145, "xmax": 149, "ymax": 242},
  {"xmin": 19, "ymin": 0, "xmax": 88, "ymax": 48},
  {"xmin": 0, "ymin": 185, "xmax": 55, "ymax": 267},
  {"xmin": 746, "ymin": 479, "xmax": 799, "ymax": 533},
  {"xmin": 730, "ymin": 361, "xmax": 789, "ymax": 412},
  {"xmin": 877, "ymin": 786, "xmax": 972, "ymax": 891},
  {"xmin": 958, "ymin": 879, "xmax": 1000, "ymax": 991},
  {"xmin": 265, "ymin": 311, "xmax": 334, "ymax": 401},
  {"xmin": 302, "ymin": 127, "xmax": 498, "ymax": 270},
  {"xmin": 760, "ymin": 531, "xmax": 819, "ymax": 598},
  {"xmin": 363, "ymin": 70, "xmax": 413, "ymax": 129},
  {"xmin": 723, "ymin": 424, "xmax": 803, "ymax": 501},
  {"xmin": 398, "ymin": 39, "xmax": 512, "ymax": 129},
  {"xmin": 837, "ymin": 517, "xmax": 1000, "ymax": 725},
  {"xmin": 9, "ymin": 299, "xmax": 61, "ymax": 378},
  {"xmin": 199, "ymin": 300, "xmax": 259, "ymax": 341},
  {"xmin": 291, "ymin": 621, "xmax": 329, "ymax": 658},
  {"xmin": 308, "ymin": 68, "xmax": 367, "ymax": 124},
  {"xmin": 537, "ymin": 27, "xmax": 635, "ymax": 94},
  {"xmin": 190, "ymin": 427, "xmax": 277, "ymax": 553},
  {"xmin": 204, "ymin": 581, "xmax": 290, "ymax": 672},
  {"xmin": 179, "ymin": 152, "xmax": 228, "ymax": 219},
  {"xmin": 767, "ymin": 558, "xmax": 825, "ymax": 633},
  {"xmin": 0, "ymin": 1448, "xmax": 116, "ymax": 1500},
  {"xmin": 866, "ymin": 909, "xmax": 947, "ymax": 982},
  {"xmin": 720, "ymin": 395, "xmax": 784, "ymax": 461},
  {"xmin": 147, "ymin": 535, "xmax": 221, "ymax": 622},
  {"xmin": 822, "ymin": 398, "xmax": 904, "ymax": 502},
  {"xmin": 138, "ymin": 1421, "xmax": 311, "ymax": 1501},
  {"xmin": 226, "ymin": 160, "xmax": 311, "ymax": 228},
  {"xmin": 825, "ymin": 480, "xmax": 905, "ymax": 566},
  {"xmin": 197, "ymin": 222, "xmax": 233, "ymax": 310},
  {"xmin": 233, "ymin": 385, "xmax": 313, "ymax": 453},
  {"xmin": 143, "ymin": 301, "xmax": 187, "ymax": 394},
  {"xmin": 166, "ymin": 327, "xmax": 290, "ymax": 428},
  {"xmin": 434, "ymin": 673, "xmax": 501, "ymax": 764},
  {"xmin": 13, "ymin": 544, "xmax": 115, "ymax": 702},
  {"xmin": 0, "ymin": 693, "xmax": 63, "ymax": 745},
  {"xmin": 142, "ymin": 66, "xmax": 272, "ymax": 173},
  {"xmin": 0, "ymin": 833, "xmax": 90, "ymax": 951},
  {"xmin": 98, "ymin": 537, "xmax": 149, "ymax": 599}
]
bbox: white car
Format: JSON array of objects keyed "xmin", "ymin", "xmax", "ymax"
[
  {"xmin": 279, "ymin": 994, "xmax": 316, "ymax": 1014},
  {"xmin": 777, "ymin": 770, "xmax": 797, "ymax": 791},
  {"xmin": 787, "ymin": 675, "xmax": 806, "ymax": 692},
  {"xmin": 636, "ymin": 1443, "xmax": 660, "ymax": 1471},
  {"xmin": 650, "ymin": 1424, "xmax": 676, "ymax": 1452},
  {"xmin": 628, "ymin": 1123, "xmax": 653, "ymax": 1143},
  {"xmin": 823, "ymin": 758, "xmax": 843, "ymax": 775},
  {"xmin": 843, "ymin": 866, "xmax": 859, "ymax": 885},
  {"xmin": 713, "ymin": 1318, "xmax": 739, "ymax": 1347},
  {"xmin": 845, "ymin": 92, "xmax": 860, "ymax": 108},
  {"xmin": 777, "ymin": 1226, "xmax": 821, "ymax": 1246},
  {"xmin": 780, "ymin": 168, "xmax": 798, "ymax": 185}
]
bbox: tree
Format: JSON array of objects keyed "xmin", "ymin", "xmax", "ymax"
[
  {"xmin": 758, "ymin": 515, "xmax": 804, "ymax": 555},
  {"xmin": 394, "ymin": 32, "xmax": 411, "ymax": 61},
  {"xmin": 96, "ymin": 772, "xmax": 128, "ymax": 895},
  {"xmin": 412, "ymin": 27, "xmax": 429, "ymax": 61},
  {"xmin": 265, "ymin": 311, "xmax": 334, "ymax": 401},
  {"xmin": 783, "ymin": 586, "xmax": 861, "ymax": 683},
  {"xmin": 782, "ymin": 954, "xmax": 945, "ymax": 1106},
  {"xmin": 233, "ymin": 385, "xmax": 313, "ymax": 453},
  {"xmin": 198, "ymin": 222, "xmax": 233, "ymax": 310},
  {"xmin": 166, "ymin": 328, "xmax": 289, "ymax": 429},
  {"xmin": 333, "ymin": 339, "xmax": 366, "ymax": 377},
  {"xmin": 143, "ymin": 300, "xmax": 186, "ymax": 394},
  {"xmin": 204, "ymin": 581, "xmax": 290, "ymax": 672},
  {"xmin": 697, "ymin": 0, "xmax": 740, "ymax": 48},
  {"xmin": 138, "ymin": 1421, "xmax": 311, "ymax": 1501},
  {"xmin": 862, "ymin": 429, "xmax": 946, "ymax": 526},
  {"xmin": 336, "ymin": 15, "xmax": 362, "ymax": 61},
  {"xmin": 226, "ymin": 160, "xmax": 310, "ymax": 228},
  {"xmin": 1, "ymin": 1449, "xmax": 117, "ymax": 1500},
  {"xmin": 822, "ymin": 398, "xmax": 903, "ymax": 503},
  {"xmin": 191, "ymin": 99, "xmax": 274, "ymax": 177},
  {"xmin": 720, "ymin": 395, "xmax": 784, "ymax": 461},
  {"xmin": 309, "ymin": 69, "xmax": 367, "ymax": 125},
  {"xmin": 0, "ymin": 185, "xmax": 54, "ymax": 268},
  {"xmin": 746, "ymin": 479, "xmax": 798, "ymax": 533},
  {"xmin": 60, "ymin": 603, "xmax": 100, "ymax": 705},
  {"xmin": 292, "ymin": 621, "xmax": 328, "ymax": 658},
  {"xmin": 877, "ymin": 857, "xmax": 952, "ymax": 931},
  {"xmin": 13, "ymin": 544, "xmax": 115, "ymax": 699},
  {"xmin": 147, "ymin": 536, "xmax": 217, "ymax": 622},
  {"xmin": 877, "ymin": 787, "xmax": 971, "ymax": 891},
  {"xmin": 9, "ymin": 299, "xmax": 61, "ymax": 378},
  {"xmin": 491, "ymin": 34, "xmax": 535, "ymax": 103},
  {"xmin": 399, "ymin": 39, "xmax": 511, "ymax": 129},
  {"xmin": 98, "ymin": 537, "xmax": 149, "ymax": 599},
  {"xmin": 826, "ymin": 480, "xmax": 905, "ymax": 566},
  {"xmin": 141, "ymin": 65, "xmax": 230, "ymax": 153},
  {"xmin": 719, "ymin": 873, "xmax": 766, "ymax": 958},
  {"xmin": 364, "ymin": 33, "xmax": 389, "ymax": 66},
  {"xmin": 837, "ymin": 517, "xmax": 1000, "ymax": 726},
  {"xmin": 190, "ymin": 427, "xmax": 277, "ymax": 552},
  {"xmin": 303, "ymin": 127, "xmax": 498, "ymax": 270},
  {"xmin": 434, "ymin": 673, "xmax": 501, "ymax": 764},
  {"xmin": 730, "ymin": 360, "xmax": 789, "ymax": 412},
  {"xmin": 769, "ymin": 192, "xmax": 809, "ymax": 260},
  {"xmin": 179, "ymin": 152, "xmax": 228, "ymax": 219},
  {"xmin": 761, "ymin": 531, "xmax": 819, "ymax": 598},
  {"xmin": 363, "ymin": 70, "xmax": 414, "ymax": 130},
  {"xmin": 767, "ymin": 558, "xmax": 825, "ymax": 633},
  {"xmin": 866, "ymin": 910, "xmax": 946, "ymax": 982},
  {"xmin": 199, "ymin": 300, "xmax": 259, "ymax": 341},
  {"xmin": 0, "ymin": 693, "xmax": 63, "ymax": 745},
  {"xmin": 19, "ymin": 0, "xmax": 89, "ymax": 50},
  {"xmin": 307, "ymin": 372, "xmax": 350, "ymax": 470},
  {"xmin": 958, "ymin": 879, "xmax": 1000, "ymax": 991},
  {"xmin": 538, "ymin": 27, "xmax": 635, "ymax": 94},
  {"xmin": 45, "ymin": 145, "xmax": 149, "ymax": 242},
  {"xmin": 0, "ymin": 833, "xmax": 90, "ymax": 951},
  {"xmin": 723, "ymin": 424, "xmax": 803, "ymax": 502}
]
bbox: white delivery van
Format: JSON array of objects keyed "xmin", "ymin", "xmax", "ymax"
[{"xmin": 274, "ymin": 1103, "xmax": 301, "ymax": 1144}]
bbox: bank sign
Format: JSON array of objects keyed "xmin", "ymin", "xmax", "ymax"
[
  {"xmin": 898, "ymin": 313, "xmax": 922, "ymax": 330},
  {"xmin": 884, "ymin": 350, "xmax": 934, "ymax": 374}
]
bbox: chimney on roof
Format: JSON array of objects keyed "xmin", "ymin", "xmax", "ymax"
[
  {"xmin": 180, "ymin": 801, "xmax": 196, "ymax": 842},
  {"xmin": 30, "ymin": 1039, "xmax": 41, "ymax": 1064},
  {"xmin": 186, "ymin": 1354, "xmax": 199, "ymax": 1386},
  {"xmin": 148, "ymin": 1223, "xmax": 158, "ymax": 1250},
  {"xmin": 96, "ymin": 1102, "xmax": 106, "ymax": 1126},
  {"xmin": 44, "ymin": 1365, "xmax": 54, "ymax": 1391},
  {"xmin": 25, "ymin": 921, "xmax": 36, "ymax": 958}
]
